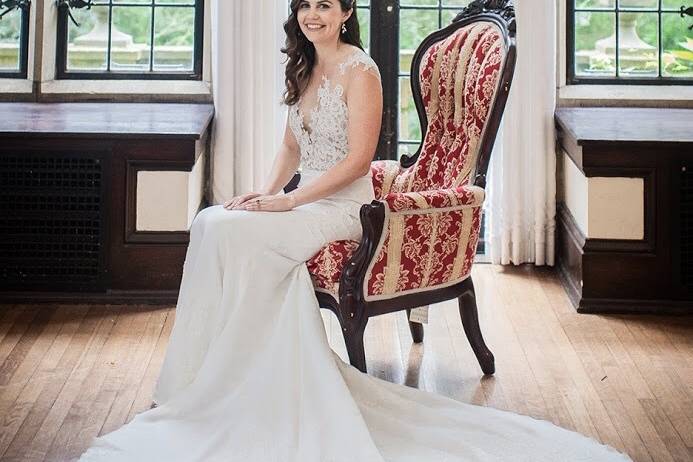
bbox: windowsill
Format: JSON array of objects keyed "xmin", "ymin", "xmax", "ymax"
[
  {"xmin": 39, "ymin": 79, "xmax": 213, "ymax": 102},
  {"xmin": 0, "ymin": 79, "xmax": 34, "ymax": 94},
  {"xmin": 558, "ymin": 85, "xmax": 693, "ymax": 108}
]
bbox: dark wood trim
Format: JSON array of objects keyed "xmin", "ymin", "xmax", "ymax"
[
  {"xmin": 124, "ymin": 160, "xmax": 195, "ymax": 245},
  {"xmin": 555, "ymin": 108, "xmax": 693, "ymax": 147},
  {"xmin": 556, "ymin": 126, "xmax": 583, "ymax": 172},
  {"xmin": 0, "ymin": 103, "xmax": 214, "ymax": 140},
  {"xmin": 0, "ymin": 1, "xmax": 31, "ymax": 79},
  {"xmin": 556, "ymin": 202, "xmax": 584, "ymax": 310},
  {"xmin": 556, "ymin": 201, "xmax": 693, "ymax": 315},
  {"xmin": 581, "ymin": 167, "xmax": 656, "ymax": 254},
  {"xmin": 0, "ymin": 289, "xmax": 179, "ymax": 305},
  {"xmin": 371, "ymin": 0, "xmax": 399, "ymax": 161},
  {"xmin": 0, "ymin": 103, "xmax": 212, "ymax": 301},
  {"xmin": 577, "ymin": 298, "xmax": 693, "ymax": 315}
]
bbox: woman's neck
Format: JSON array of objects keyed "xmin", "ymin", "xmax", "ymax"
[{"xmin": 313, "ymin": 40, "xmax": 350, "ymax": 74}]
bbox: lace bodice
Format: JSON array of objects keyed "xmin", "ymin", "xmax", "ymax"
[{"xmin": 289, "ymin": 47, "xmax": 381, "ymax": 173}]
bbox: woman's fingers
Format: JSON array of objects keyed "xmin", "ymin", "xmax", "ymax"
[
  {"xmin": 224, "ymin": 195, "xmax": 246, "ymax": 210},
  {"xmin": 223, "ymin": 192, "xmax": 265, "ymax": 210}
]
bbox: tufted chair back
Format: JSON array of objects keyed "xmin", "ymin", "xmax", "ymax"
[{"xmin": 390, "ymin": 21, "xmax": 507, "ymax": 195}]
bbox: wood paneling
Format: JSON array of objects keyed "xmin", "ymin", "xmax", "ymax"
[
  {"xmin": 0, "ymin": 265, "xmax": 691, "ymax": 461},
  {"xmin": 0, "ymin": 103, "xmax": 214, "ymax": 304},
  {"xmin": 555, "ymin": 108, "xmax": 693, "ymax": 314},
  {"xmin": 0, "ymin": 103, "xmax": 214, "ymax": 140}
]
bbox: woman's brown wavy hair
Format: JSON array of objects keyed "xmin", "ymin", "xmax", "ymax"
[{"xmin": 281, "ymin": 0, "xmax": 363, "ymax": 106}]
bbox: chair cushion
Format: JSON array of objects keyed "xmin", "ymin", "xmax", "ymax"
[{"xmin": 307, "ymin": 239, "xmax": 360, "ymax": 300}]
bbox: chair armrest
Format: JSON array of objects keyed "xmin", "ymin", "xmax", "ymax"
[
  {"xmin": 382, "ymin": 185, "xmax": 485, "ymax": 213},
  {"xmin": 370, "ymin": 160, "xmax": 403, "ymax": 199},
  {"xmin": 356, "ymin": 185, "xmax": 485, "ymax": 302}
]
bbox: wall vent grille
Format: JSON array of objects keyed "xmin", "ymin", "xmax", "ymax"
[{"xmin": 0, "ymin": 155, "xmax": 105, "ymax": 290}]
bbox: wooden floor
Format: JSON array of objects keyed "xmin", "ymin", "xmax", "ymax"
[{"xmin": 0, "ymin": 265, "xmax": 691, "ymax": 462}]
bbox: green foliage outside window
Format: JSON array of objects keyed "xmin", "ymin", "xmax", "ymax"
[{"xmin": 574, "ymin": 1, "xmax": 692, "ymax": 79}]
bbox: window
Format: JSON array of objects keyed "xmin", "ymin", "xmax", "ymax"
[
  {"xmin": 0, "ymin": 0, "xmax": 30, "ymax": 78},
  {"xmin": 362, "ymin": 1, "xmax": 472, "ymax": 161},
  {"xmin": 568, "ymin": 0, "xmax": 693, "ymax": 84},
  {"xmin": 396, "ymin": 1, "xmax": 471, "ymax": 159},
  {"xmin": 55, "ymin": 0, "xmax": 204, "ymax": 80}
]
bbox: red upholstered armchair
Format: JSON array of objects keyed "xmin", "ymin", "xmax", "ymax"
[{"xmin": 288, "ymin": 0, "xmax": 517, "ymax": 374}]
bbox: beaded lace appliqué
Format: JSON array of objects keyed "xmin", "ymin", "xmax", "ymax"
[{"xmin": 289, "ymin": 49, "xmax": 381, "ymax": 172}]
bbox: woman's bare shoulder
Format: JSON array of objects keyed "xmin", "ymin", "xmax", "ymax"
[{"xmin": 338, "ymin": 47, "xmax": 381, "ymax": 83}]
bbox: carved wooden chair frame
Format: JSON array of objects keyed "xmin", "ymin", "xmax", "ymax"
[{"xmin": 287, "ymin": 0, "xmax": 517, "ymax": 375}]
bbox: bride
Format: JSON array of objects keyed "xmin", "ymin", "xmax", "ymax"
[{"xmin": 79, "ymin": 1, "xmax": 632, "ymax": 460}]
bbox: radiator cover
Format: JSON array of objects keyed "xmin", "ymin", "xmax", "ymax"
[{"xmin": 0, "ymin": 153, "xmax": 108, "ymax": 291}]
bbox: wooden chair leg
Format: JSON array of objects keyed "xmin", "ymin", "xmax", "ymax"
[
  {"xmin": 405, "ymin": 309, "xmax": 424, "ymax": 343},
  {"xmin": 458, "ymin": 278, "xmax": 495, "ymax": 375},
  {"xmin": 343, "ymin": 320, "xmax": 368, "ymax": 373}
]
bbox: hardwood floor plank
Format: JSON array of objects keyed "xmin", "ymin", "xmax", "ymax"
[
  {"xmin": 536, "ymin": 274, "xmax": 627, "ymax": 452},
  {"xmin": 1, "ymin": 306, "xmax": 90, "ymax": 462},
  {"xmin": 0, "ymin": 306, "xmax": 22, "ymax": 346},
  {"xmin": 0, "ymin": 307, "xmax": 39, "ymax": 373},
  {"xmin": 61, "ymin": 308, "xmax": 150, "ymax": 460},
  {"xmin": 126, "ymin": 308, "xmax": 174, "ymax": 422},
  {"xmin": 0, "ymin": 306, "xmax": 80, "ymax": 459},
  {"xmin": 639, "ymin": 399, "xmax": 691, "ymax": 462},
  {"xmin": 366, "ymin": 310, "xmax": 405, "ymax": 385},
  {"xmin": 99, "ymin": 308, "xmax": 167, "ymax": 435},
  {"xmin": 31, "ymin": 306, "xmax": 119, "ymax": 462}
]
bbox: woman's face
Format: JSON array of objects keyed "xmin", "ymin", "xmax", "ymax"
[{"xmin": 296, "ymin": 0, "xmax": 352, "ymax": 46}]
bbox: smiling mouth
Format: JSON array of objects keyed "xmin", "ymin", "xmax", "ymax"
[{"xmin": 305, "ymin": 24, "xmax": 326, "ymax": 31}]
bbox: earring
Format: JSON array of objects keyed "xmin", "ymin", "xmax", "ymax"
[{"xmin": 341, "ymin": 23, "xmax": 347, "ymax": 34}]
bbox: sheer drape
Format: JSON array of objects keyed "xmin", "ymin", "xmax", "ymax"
[
  {"xmin": 210, "ymin": 0, "xmax": 288, "ymax": 205},
  {"xmin": 485, "ymin": 0, "xmax": 557, "ymax": 266}
]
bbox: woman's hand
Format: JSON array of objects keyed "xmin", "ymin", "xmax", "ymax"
[
  {"xmin": 223, "ymin": 192, "xmax": 263, "ymax": 210},
  {"xmin": 242, "ymin": 193, "xmax": 297, "ymax": 212}
]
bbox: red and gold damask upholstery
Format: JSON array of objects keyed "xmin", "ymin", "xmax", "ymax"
[{"xmin": 307, "ymin": 21, "xmax": 505, "ymax": 302}]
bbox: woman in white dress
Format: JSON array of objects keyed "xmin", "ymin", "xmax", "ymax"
[{"xmin": 79, "ymin": 1, "xmax": 632, "ymax": 460}]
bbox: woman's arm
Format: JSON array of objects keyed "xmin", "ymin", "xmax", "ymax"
[
  {"xmin": 259, "ymin": 112, "xmax": 302, "ymax": 195},
  {"xmin": 224, "ymin": 113, "xmax": 300, "ymax": 210},
  {"xmin": 286, "ymin": 68, "xmax": 383, "ymax": 207}
]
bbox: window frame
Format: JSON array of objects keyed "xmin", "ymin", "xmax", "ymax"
[
  {"xmin": 54, "ymin": 0, "xmax": 205, "ymax": 81},
  {"xmin": 0, "ymin": 0, "xmax": 31, "ymax": 79},
  {"xmin": 370, "ymin": 1, "xmax": 469, "ymax": 161},
  {"xmin": 566, "ymin": 0, "xmax": 693, "ymax": 86}
]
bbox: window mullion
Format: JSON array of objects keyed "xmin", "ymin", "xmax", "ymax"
[
  {"xmin": 107, "ymin": 1, "xmax": 113, "ymax": 72},
  {"xmin": 658, "ymin": 0, "xmax": 662, "ymax": 78},
  {"xmin": 371, "ymin": 0, "xmax": 399, "ymax": 161},
  {"xmin": 149, "ymin": 2, "xmax": 155, "ymax": 73}
]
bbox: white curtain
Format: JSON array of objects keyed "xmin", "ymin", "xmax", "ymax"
[
  {"xmin": 485, "ymin": 0, "xmax": 557, "ymax": 266},
  {"xmin": 210, "ymin": 0, "xmax": 288, "ymax": 205}
]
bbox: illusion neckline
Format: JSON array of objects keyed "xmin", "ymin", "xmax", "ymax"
[{"xmin": 296, "ymin": 47, "xmax": 362, "ymax": 136}]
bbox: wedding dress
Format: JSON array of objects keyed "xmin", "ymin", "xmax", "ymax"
[{"xmin": 79, "ymin": 48, "xmax": 631, "ymax": 462}]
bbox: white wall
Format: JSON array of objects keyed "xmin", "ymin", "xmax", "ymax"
[
  {"xmin": 558, "ymin": 150, "xmax": 644, "ymax": 240},
  {"xmin": 136, "ymin": 152, "xmax": 206, "ymax": 231}
]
